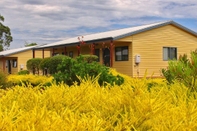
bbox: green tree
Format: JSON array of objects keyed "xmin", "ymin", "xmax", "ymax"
[
  {"xmin": 0, "ymin": 14, "xmax": 13, "ymax": 51},
  {"xmin": 24, "ymin": 42, "xmax": 37, "ymax": 47}
]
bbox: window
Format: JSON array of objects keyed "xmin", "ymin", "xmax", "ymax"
[
  {"xmin": 12, "ymin": 59, "xmax": 17, "ymax": 68},
  {"xmin": 163, "ymin": 47, "xmax": 177, "ymax": 61},
  {"xmin": 5, "ymin": 60, "xmax": 8, "ymax": 68},
  {"xmin": 115, "ymin": 46, "xmax": 128, "ymax": 61},
  {"xmin": 95, "ymin": 49, "xmax": 100, "ymax": 62}
]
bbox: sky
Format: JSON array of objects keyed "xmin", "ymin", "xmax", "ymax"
[{"xmin": 0, "ymin": 0, "xmax": 197, "ymax": 49}]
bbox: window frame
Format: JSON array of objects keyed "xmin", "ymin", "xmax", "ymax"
[
  {"xmin": 163, "ymin": 47, "xmax": 177, "ymax": 61},
  {"xmin": 12, "ymin": 59, "xmax": 17, "ymax": 68},
  {"xmin": 115, "ymin": 46, "xmax": 129, "ymax": 61}
]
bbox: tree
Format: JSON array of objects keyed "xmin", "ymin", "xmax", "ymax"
[
  {"xmin": 0, "ymin": 14, "xmax": 13, "ymax": 51},
  {"xmin": 24, "ymin": 42, "xmax": 37, "ymax": 47}
]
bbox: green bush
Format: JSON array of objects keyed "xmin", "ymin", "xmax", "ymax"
[
  {"xmin": 53, "ymin": 55, "xmax": 124, "ymax": 86},
  {"xmin": 48, "ymin": 55, "xmax": 70, "ymax": 74},
  {"xmin": 76, "ymin": 54, "xmax": 98, "ymax": 63},
  {"xmin": 162, "ymin": 50, "xmax": 197, "ymax": 91},
  {"xmin": 161, "ymin": 68, "xmax": 174, "ymax": 84},
  {"xmin": 18, "ymin": 70, "xmax": 30, "ymax": 75},
  {"xmin": 26, "ymin": 58, "xmax": 42, "ymax": 75},
  {"xmin": 39, "ymin": 57, "xmax": 51, "ymax": 75},
  {"xmin": 53, "ymin": 57, "xmax": 76, "ymax": 86}
]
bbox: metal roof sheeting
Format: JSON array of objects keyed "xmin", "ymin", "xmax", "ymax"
[
  {"xmin": 35, "ymin": 20, "xmax": 197, "ymax": 49},
  {"xmin": 35, "ymin": 21, "xmax": 173, "ymax": 49},
  {"xmin": 0, "ymin": 46, "xmax": 37, "ymax": 57}
]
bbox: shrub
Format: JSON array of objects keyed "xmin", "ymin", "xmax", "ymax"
[
  {"xmin": 2, "ymin": 77, "xmax": 197, "ymax": 130},
  {"xmin": 7, "ymin": 74, "xmax": 53, "ymax": 87},
  {"xmin": 18, "ymin": 70, "xmax": 30, "ymax": 75},
  {"xmin": 39, "ymin": 57, "xmax": 51, "ymax": 75},
  {"xmin": 76, "ymin": 54, "xmax": 98, "ymax": 63},
  {"xmin": 53, "ymin": 55, "xmax": 124, "ymax": 86},
  {"xmin": 53, "ymin": 57, "xmax": 76, "ymax": 86},
  {"xmin": 26, "ymin": 58, "xmax": 42, "ymax": 75},
  {"xmin": 161, "ymin": 68, "xmax": 174, "ymax": 84},
  {"xmin": 162, "ymin": 50, "xmax": 197, "ymax": 91},
  {"xmin": 48, "ymin": 55, "xmax": 69, "ymax": 74}
]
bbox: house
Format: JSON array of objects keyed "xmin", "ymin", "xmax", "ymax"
[
  {"xmin": 0, "ymin": 46, "xmax": 50, "ymax": 74},
  {"xmin": 33, "ymin": 21, "xmax": 197, "ymax": 77}
]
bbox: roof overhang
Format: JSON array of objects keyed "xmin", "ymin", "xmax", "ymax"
[{"xmin": 34, "ymin": 37, "xmax": 113, "ymax": 50}]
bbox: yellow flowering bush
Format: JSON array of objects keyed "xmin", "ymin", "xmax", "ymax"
[
  {"xmin": 1, "ymin": 72, "xmax": 197, "ymax": 130},
  {"xmin": 7, "ymin": 74, "xmax": 53, "ymax": 86}
]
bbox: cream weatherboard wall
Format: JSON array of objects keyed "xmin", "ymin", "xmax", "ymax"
[
  {"xmin": 113, "ymin": 42, "xmax": 133, "ymax": 77},
  {"xmin": 126, "ymin": 24, "xmax": 197, "ymax": 77}
]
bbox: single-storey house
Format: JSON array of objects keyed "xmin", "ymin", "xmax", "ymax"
[
  {"xmin": 28, "ymin": 21, "xmax": 197, "ymax": 77},
  {"xmin": 0, "ymin": 46, "xmax": 50, "ymax": 74}
]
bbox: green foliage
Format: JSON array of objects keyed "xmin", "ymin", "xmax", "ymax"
[
  {"xmin": 53, "ymin": 55, "xmax": 124, "ymax": 86},
  {"xmin": 26, "ymin": 58, "xmax": 42, "ymax": 75},
  {"xmin": 0, "ymin": 70, "xmax": 7, "ymax": 89},
  {"xmin": 53, "ymin": 57, "xmax": 76, "ymax": 86},
  {"xmin": 24, "ymin": 42, "xmax": 37, "ymax": 47},
  {"xmin": 48, "ymin": 55, "xmax": 70, "ymax": 74},
  {"xmin": 18, "ymin": 70, "xmax": 30, "ymax": 75},
  {"xmin": 39, "ymin": 57, "xmax": 51, "ymax": 74},
  {"xmin": 76, "ymin": 54, "xmax": 98, "ymax": 63},
  {"xmin": 161, "ymin": 68, "xmax": 174, "ymax": 84},
  {"xmin": 0, "ymin": 14, "xmax": 13, "ymax": 51},
  {"xmin": 162, "ymin": 50, "xmax": 197, "ymax": 91}
]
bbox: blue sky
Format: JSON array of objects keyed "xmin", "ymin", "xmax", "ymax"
[{"xmin": 0, "ymin": 0, "xmax": 197, "ymax": 49}]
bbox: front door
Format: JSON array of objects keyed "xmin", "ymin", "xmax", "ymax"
[{"xmin": 103, "ymin": 46, "xmax": 110, "ymax": 67}]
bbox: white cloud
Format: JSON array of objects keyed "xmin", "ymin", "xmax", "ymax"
[{"xmin": 0, "ymin": 0, "xmax": 197, "ymax": 49}]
